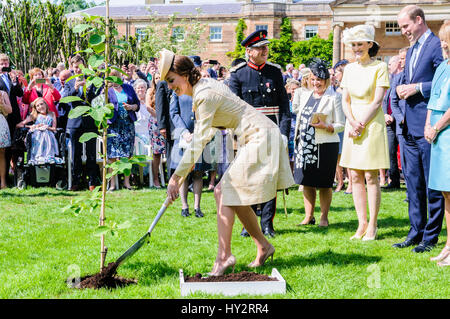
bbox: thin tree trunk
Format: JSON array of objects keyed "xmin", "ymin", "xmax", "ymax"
[{"xmin": 100, "ymin": 0, "xmax": 110, "ymax": 273}]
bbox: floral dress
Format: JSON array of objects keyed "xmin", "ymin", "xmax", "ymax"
[
  {"xmin": 148, "ymin": 112, "xmax": 165, "ymax": 155},
  {"xmin": 107, "ymin": 90, "xmax": 135, "ymax": 159},
  {"xmin": 0, "ymin": 113, "xmax": 10, "ymax": 148},
  {"xmin": 293, "ymin": 95, "xmax": 340, "ymax": 188}
]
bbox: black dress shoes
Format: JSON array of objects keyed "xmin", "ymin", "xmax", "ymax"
[
  {"xmin": 411, "ymin": 241, "xmax": 435, "ymax": 253},
  {"xmin": 263, "ymin": 227, "xmax": 275, "ymax": 238},
  {"xmin": 181, "ymin": 208, "xmax": 190, "ymax": 217},
  {"xmin": 194, "ymin": 208, "xmax": 204, "ymax": 218},
  {"xmin": 392, "ymin": 238, "xmax": 419, "ymax": 248}
]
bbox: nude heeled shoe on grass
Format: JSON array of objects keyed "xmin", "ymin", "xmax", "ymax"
[
  {"xmin": 430, "ymin": 246, "xmax": 450, "ymax": 262},
  {"xmin": 207, "ymin": 255, "xmax": 236, "ymax": 277},
  {"xmin": 248, "ymin": 244, "xmax": 275, "ymax": 268},
  {"xmin": 437, "ymin": 255, "xmax": 450, "ymax": 267},
  {"xmin": 350, "ymin": 229, "xmax": 367, "ymax": 240},
  {"xmin": 362, "ymin": 228, "xmax": 378, "ymax": 241}
]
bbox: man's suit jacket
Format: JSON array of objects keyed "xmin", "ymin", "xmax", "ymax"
[
  {"xmin": 0, "ymin": 73, "xmax": 23, "ymax": 131},
  {"xmin": 155, "ymin": 80, "xmax": 174, "ymax": 140},
  {"xmin": 391, "ymin": 31, "xmax": 443, "ymax": 137},
  {"xmin": 389, "ymin": 72, "xmax": 407, "ymax": 135},
  {"xmin": 61, "ymin": 78, "xmax": 98, "ymax": 130},
  {"xmin": 169, "ymin": 94, "xmax": 196, "ymax": 169}
]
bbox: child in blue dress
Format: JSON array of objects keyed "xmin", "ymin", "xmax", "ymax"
[{"xmin": 16, "ymin": 97, "xmax": 62, "ymax": 164}]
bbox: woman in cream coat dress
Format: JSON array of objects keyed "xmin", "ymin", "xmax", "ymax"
[
  {"xmin": 161, "ymin": 50, "xmax": 294, "ymax": 276},
  {"xmin": 291, "ymin": 58, "xmax": 345, "ymax": 227}
]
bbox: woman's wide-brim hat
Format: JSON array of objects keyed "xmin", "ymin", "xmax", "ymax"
[
  {"xmin": 158, "ymin": 49, "xmax": 175, "ymax": 81},
  {"xmin": 342, "ymin": 24, "xmax": 379, "ymax": 47}
]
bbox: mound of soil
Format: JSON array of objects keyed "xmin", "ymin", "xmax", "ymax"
[
  {"xmin": 184, "ymin": 271, "xmax": 277, "ymax": 282},
  {"xmin": 76, "ymin": 262, "xmax": 137, "ymax": 289}
]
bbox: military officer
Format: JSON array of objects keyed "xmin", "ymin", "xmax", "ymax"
[{"xmin": 228, "ymin": 29, "xmax": 291, "ymax": 237}]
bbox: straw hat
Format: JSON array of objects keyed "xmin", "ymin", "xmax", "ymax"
[
  {"xmin": 342, "ymin": 24, "xmax": 379, "ymax": 46},
  {"xmin": 158, "ymin": 49, "xmax": 175, "ymax": 81}
]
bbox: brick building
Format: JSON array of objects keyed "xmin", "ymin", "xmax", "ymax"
[{"xmin": 69, "ymin": 0, "xmax": 450, "ymax": 67}]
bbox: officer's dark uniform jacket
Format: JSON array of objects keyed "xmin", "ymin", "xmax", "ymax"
[{"xmin": 228, "ymin": 60, "xmax": 291, "ymax": 138}]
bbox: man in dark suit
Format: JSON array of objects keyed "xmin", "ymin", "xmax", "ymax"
[
  {"xmin": 391, "ymin": 5, "xmax": 445, "ymax": 253},
  {"xmin": 61, "ymin": 54, "xmax": 100, "ymax": 191},
  {"xmin": 381, "ymin": 55, "xmax": 402, "ymax": 189},
  {"xmin": 0, "ymin": 53, "xmax": 23, "ymax": 185},
  {"xmin": 155, "ymin": 80, "xmax": 174, "ymax": 181}
]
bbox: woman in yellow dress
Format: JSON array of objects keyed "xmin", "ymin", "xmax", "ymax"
[
  {"xmin": 161, "ymin": 49, "xmax": 295, "ymax": 275},
  {"xmin": 339, "ymin": 25, "xmax": 390, "ymax": 241}
]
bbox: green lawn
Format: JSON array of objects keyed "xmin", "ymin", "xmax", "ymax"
[{"xmin": 0, "ymin": 185, "xmax": 448, "ymax": 299}]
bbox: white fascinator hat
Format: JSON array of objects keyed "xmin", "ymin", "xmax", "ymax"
[{"xmin": 342, "ymin": 24, "xmax": 379, "ymax": 47}]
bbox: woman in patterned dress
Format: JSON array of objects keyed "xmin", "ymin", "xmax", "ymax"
[
  {"xmin": 106, "ymin": 69, "xmax": 140, "ymax": 191},
  {"xmin": 292, "ymin": 58, "xmax": 345, "ymax": 227},
  {"xmin": 145, "ymin": 74, "xmax": 166, "ymax": 188}
]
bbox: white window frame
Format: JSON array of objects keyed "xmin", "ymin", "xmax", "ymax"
[
  {"xmin": 255, "ymin": 24, "xmax": 268, "ymax": 32},
  {"xmin": 135, "ymin": 28, "xmax": 147, "ymax": 42},
  {"xmin": 305, "ymin": 25, "xmax": 318, "ymax": 40},
  {"xmin": 209, "ymin": 25, "xmax": 222, "ymax": 42},
  {"xmin": 385, "ymin": 22, "xmax": 401, "ymax": 36}
]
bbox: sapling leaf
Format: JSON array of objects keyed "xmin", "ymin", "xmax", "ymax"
[
  {"xmin": 88, "ymin": 33, "xmax": 105, "ymax": 46},
  {"xmin": 117, "ymin": 220, "xmax": 132, "ymax": 230},
  {"xmin": 93, "ymin": 226, "xmax": 110, "ymax": 237},
  {"xmin": 80, "ymin": 66, "xmax": 96, "ymax": 76},
  {"xmin": 92, "ymin": 42, "xmax": 106, "ymax": 54},
  {"xmin": 91, "ymin": 76, "xmax": 104, "ymax": 88},
  {"xmin": 105, "ymin": 76, "xmax": 122, "ymax": 85},
  {"xmin": 60, "ymin": 96, "xmax": 85, "ymax": 105},
  {"xmin": 89, "ymin": 107, "xmax": 105, "ymax": 122},
  {"xmin": 68, "ymin": 105, "xmax": 90, "ymax": 119},
  {"xmin": 79, "ymin": 132, "xmax": 99, "ymax": 143},
  {"xmin": 88, "ymin": 54, "xmax": 104, "ymax": 68},
  {"xmin": 73, "ymin": 24, "xmax": 91, "ymax": 34}
]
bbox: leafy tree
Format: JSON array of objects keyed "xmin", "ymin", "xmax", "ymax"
[
  {"xmin": 53, "ymin": 0, "xmax": 102, "ymax": 14},
  {"xmin": 268, "ymin": 17, "xmax": 293, "ymax": 68},
  {"xmin": 139, "ymin": 9, "xmax": 206, "ymax": 61},
  {"xmin": 226, "ymin": 18, "xmax": 247, "ymax": 60},
  {"xmin": 290, "ymin": 32, "xmax": 334, "ymax": 67},
  {"xmin": 0, "ymin": 0, "xmax": 76, "ymax": 71}
]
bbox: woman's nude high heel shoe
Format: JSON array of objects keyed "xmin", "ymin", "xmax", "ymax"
[
  {"xmin": 430, "ymin": 246, "xmax": 450, "ymax": 262},
  {"xmin": 207, "ymin": 255, "xmax": 236, "ymax": 277},
  {"xmin": 248, "ymin": 245, "xmax": 275, "ymax": 268},
  {"xmin": 437, "ymin": 255, "xmax": 450, "ymax": 267},
  {"xmin": 350, "ymin": 229, "xmax": 367, "ymax": 240},
  {"xmin": 362, "ymin": 228, "xmax": 378, "ymax": 241}
]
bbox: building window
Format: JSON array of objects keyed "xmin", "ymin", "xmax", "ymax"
[
  {"xmin": 172, "ymin": 26, "xmax": 185, "ymax": 42},
  {"xmin": 135, "ymin": 28, "xmax": 147, "ymax": 41},
  {"xmin": 305, "ymin": 25, "xmax": 318, "ymax": 40},
  {"xmin": 386, "ymin": 22, "xmax": 401, "ymax": 36},
  {"xmin": 209, "ymin": 26, "xmax": 222, "ymax": 42},
  {"xmin": 256, "ymin": 24, "xmax": 268, "ymax": 31}
]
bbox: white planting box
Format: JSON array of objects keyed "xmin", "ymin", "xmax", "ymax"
[{"xmin": 179, "ymin": 268, "xmax": 286, "ymax": 296}]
